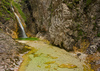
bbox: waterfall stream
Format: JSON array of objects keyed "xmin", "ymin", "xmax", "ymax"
[{"xmin": 11, "ymin": 5, "xmax": 27, "ymax": 38}]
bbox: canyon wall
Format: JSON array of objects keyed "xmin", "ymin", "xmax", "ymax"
[
  {"xmin": 24, "ymin": 0, "xmax": 100, "ymax": 50},
  {"xmin": 0, "ymin": 0, "xmax": 100, "ymax": 51}
]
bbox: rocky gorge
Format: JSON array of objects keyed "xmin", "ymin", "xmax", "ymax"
[{"xmin": 0, "ymin": 0, "xmax": 100, "ymax": 71}]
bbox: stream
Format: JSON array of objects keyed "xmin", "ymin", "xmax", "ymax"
[{"xmin": 15, "ymin": 39, "xmax": 93, "ymax": 71}]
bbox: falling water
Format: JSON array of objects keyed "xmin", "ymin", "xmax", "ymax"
[{"xmin": 11, "ymin": 5, "xmax": 27, "ymax": 38}]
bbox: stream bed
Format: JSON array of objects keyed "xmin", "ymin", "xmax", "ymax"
[{"xmin": 16, "ymin": 40, "xmax": 93, "ymax": 71}]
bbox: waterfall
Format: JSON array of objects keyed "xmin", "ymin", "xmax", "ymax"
[{"xmin": 11, "ymin": 5, "xmax": 27, "ymax": 38}]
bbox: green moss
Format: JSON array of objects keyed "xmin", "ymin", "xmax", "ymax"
[
  {"xmin": 92, "ymin": 16, "xmax": 96, "ymax": 20},
  {"xmin": 2, "ymin": 6, "xmax": 14, "ymax": 18},
  {"xmin": 0, "ymin": 0, "xmax": 15, "ymax": 22},
  {"xmin": 67, "ymin": 3, "xmax": 73, "ymax": 9},
  {"xmin": 0, "ymin": 12, "xmax": 2, "ymax": 16},
  {"xmin": 51, "ymin": 9, "xmax": 54, "ymax": 12},
  {"xmin": 48, "ymin": 23, "xmax": 51, "ymax": 26},
  {"xmin": 5, "ymin": 18, "xmax": 10, "ymax": 20},
  {"xmin": 93, "ymin": 23, "xmax": 97, "ymax": 31},
  {"xmin": 2, "ymin": 0, "xmax": 10, "ymax": 6},
  {"xmin": 78, "ymin": 29, "xmax": 83, "ymax": 36},
  {"xmin": 63, "ymin": 0, "xmax": 67, "ymax": 3},
  {"xmin": 86, "ymin": 0, "xmax": 92, "ymax": 6},
  {"xmin": 97, "ymin": 33, "xmax": 100, "ymax": 37},
  {"xmin": 12, "ymin": 2, "xmax": 26, "ymax": 21},
  {"xmin": 75, "ymin": 0, "xmax": 79, "ymax": 2},
  {"xmin": 17, "ymin": 37, "xmax": 39, "ymax": 41}
]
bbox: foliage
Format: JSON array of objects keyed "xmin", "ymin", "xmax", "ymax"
[
  {"xmin": 12, "ymin": 2, "xmax": 27, "ymax": 21},
  {"xmin": 2, "ymin": 6, "xmax": 12, "ymax": 15},
  {"xmin": 0, "ymin": 12, "xmax": 2, "ymax": 16},
  {"xmin": 2, "ymin": 0, "xmax": 11, "ymax": 6},
  {"xmin": 97, "ymin": 33, "xmax": 100, "ymax": 37},
  {"xmin": 86, "ymin": 0, "xmax": 92, "ymax": 6},
  {"xmin": 5, "ymin": 18, "xmax": 10, "ymax": 20},
  {"xmin": 78, "ymin": 29, "xmax": 83, "ymax": 36},
  {"xmin": 67, "ymin": 3, "xmax": 73, "ymax": 9},
  {"xmin": 0, "ymin": 0, "xmax": 14, "ymax": 21}
]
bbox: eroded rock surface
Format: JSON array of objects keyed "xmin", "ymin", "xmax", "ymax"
[
  {"xmin": 23, "ymin": 0, "xmax": 100, "ymax": 50},
  {"xmin": 0, "ymin": 31, "xmax": 26, "ymax": 71}
]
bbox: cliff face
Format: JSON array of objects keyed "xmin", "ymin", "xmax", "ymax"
[
  {"xmin": 24, "ymin": 0, "xmax": 100, "ymax": 50},
  {"xmin": 0, "ymin": 0, "xmax": 100, "ymax": 51},
  {"xmin": 0, "ymin": 0, "xmax": 37, "ymax": 38},
  {"xmin": 0, "ymin": 0, "xmax": 18, "ymax": 38},
  {"xmin": 0, "ymin": 30, "xmax": 28, "ymax": 71}
]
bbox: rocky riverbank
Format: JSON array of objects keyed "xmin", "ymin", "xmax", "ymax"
[{"xmin": 0, "ymin": 30, "xmax": 29, "ymax": 71}]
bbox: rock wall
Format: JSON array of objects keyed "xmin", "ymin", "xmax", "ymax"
[
  {"xmin": 26, "ymin": 0, "xmax": 100, "ymax": 50},
  {"xmin": 0, "ymin": 0, "xmax": 18, "ymax": 38},
  {"xmin": 0, "ymin": 0, "xmax": 100, "ymax": 51},
  {"xmin": 0, "ymin": 0, "xmax": 37, "ymax": 38},
  {"xmin": 0, "ymin": 31, "xmax": 26, "ymax": 70}
]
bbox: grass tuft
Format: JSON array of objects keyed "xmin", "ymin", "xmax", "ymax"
[{"xmin": 17, "ymin": 37, "xmax": 39, "ymax": 41}]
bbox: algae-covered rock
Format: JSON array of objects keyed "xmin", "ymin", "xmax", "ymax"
[{"xmin": 58, "ymin": 64, "xmax": 77, "ymax": 68}]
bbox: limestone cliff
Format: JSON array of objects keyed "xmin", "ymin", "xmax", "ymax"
[
  {"xmin": 23, "ymin": 0, "xmax": 100, "ymax": 51},
  {"xmin": 0, "ymin": 0, "xmax": 18, "ymax": 38},
  {"xmin": 0, "ymin": 0, "xmax": 100, "ymax": 51}
]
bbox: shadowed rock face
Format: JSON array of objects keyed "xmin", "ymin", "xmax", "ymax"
[{"xmin": 23, "ymin": 0, "xmax": 100, "ymax": 50}]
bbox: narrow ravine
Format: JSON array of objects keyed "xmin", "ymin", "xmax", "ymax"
[
  {"xmin": 16, "ymin": 40, "xmax": 93, "ymax": 71},
  {"xmin": 0, "ymin": 0, "xmax": 100, "ymax": 71}
]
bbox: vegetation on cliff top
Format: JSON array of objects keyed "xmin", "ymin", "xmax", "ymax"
[
  {"xmin": 12, "ymin": 1, "xmax": 27, "ymax": 21},
  {"xmin": 0, "ymin": 0, "xmax": 27, "ymax": 23},
  {"xmin": 0, "ymin": 0, "xmax": 14, "ymax": 22}
]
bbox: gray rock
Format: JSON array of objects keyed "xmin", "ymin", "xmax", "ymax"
[
  {"xmin": 86, "ymin": 37, "xmax": 100, "ymax": 54},
  {"xmin": 13, "ymin": 0, "xmax": 100, "ymax": 51}
]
